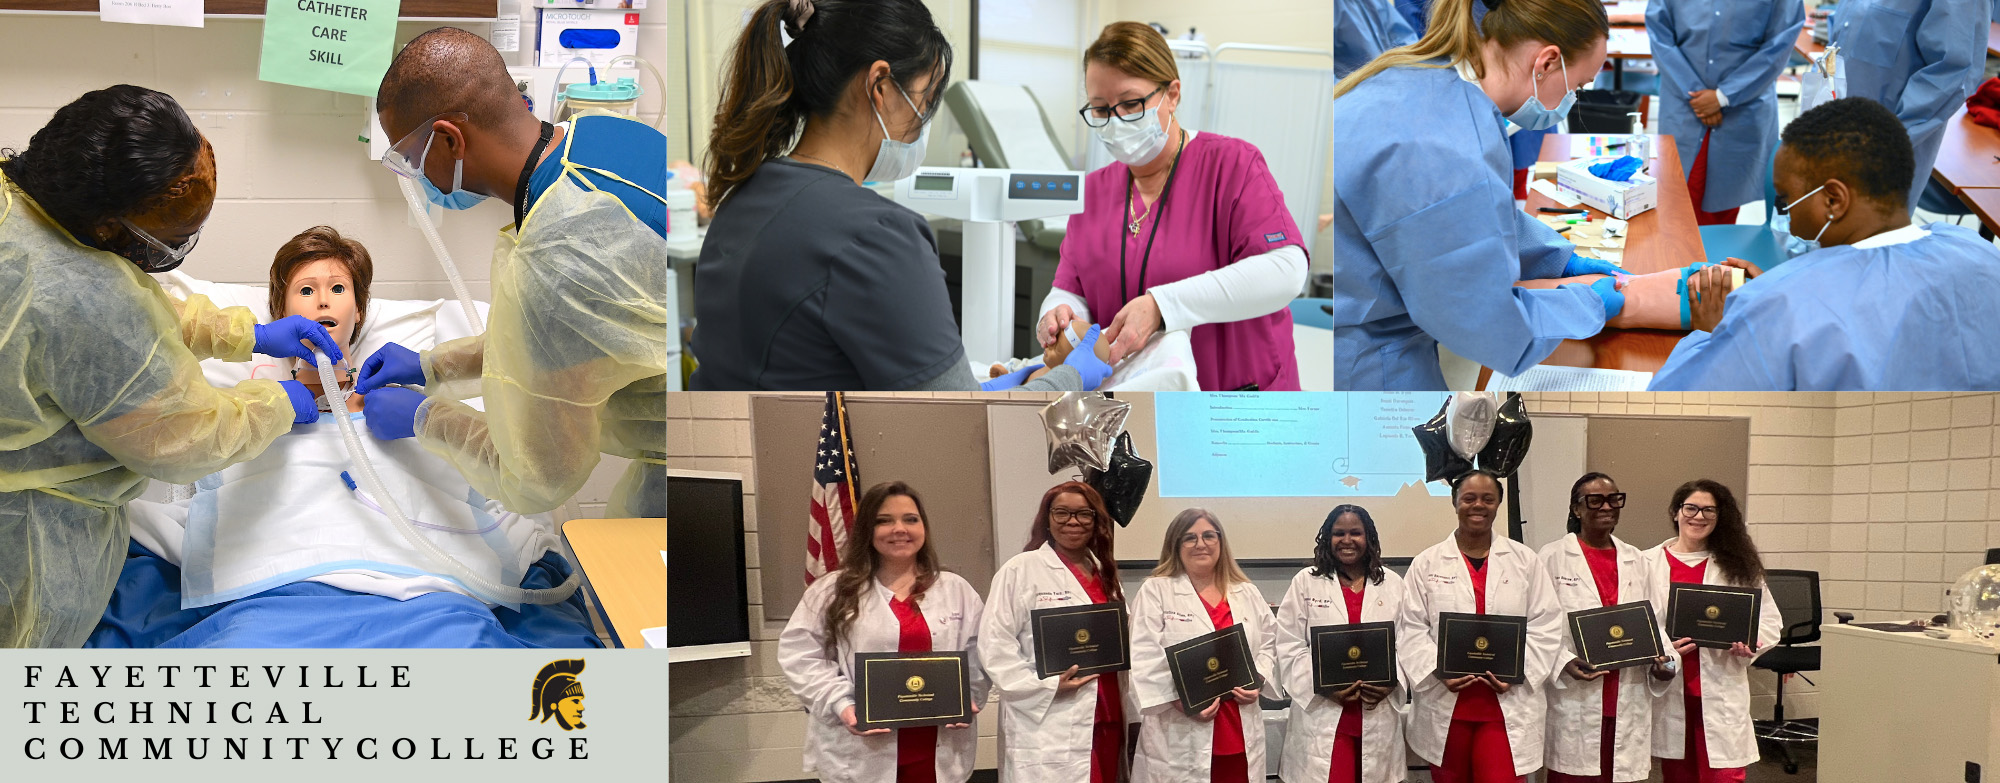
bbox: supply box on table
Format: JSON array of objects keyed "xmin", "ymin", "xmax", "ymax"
[{"xmin": 1555, "ymin": 156, "xmax": 1658, "ymax": 220}]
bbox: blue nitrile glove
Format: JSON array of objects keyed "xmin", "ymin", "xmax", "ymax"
[
  {"xmin": 278, "ymin": 380, "xmax": 320, "ymax": 425},
  {"xmin": 1588, "ymin": 155, "xmax": 1644, "ymax": 182},
  {"xmin": 362, "ymin": 386, "xmax": 426, "ymax": 440},
  {"xmin": 1560, "ymin": 253, "xmax": 1624, "ymax": 277},
  {"xmin": 1588, "ymin": 276, "xmax": 1625, "ymax": 320},
  {"xmin": 1064, "ymin": 325, "xmax": 1116, "ymax": 390},
  {"xmin": 980, "ymin": 363, "xmax": 1042, "ymax": 391},
  {"xmin": 254, "ymin": 315, "xmax": 343, "ymax": 363},
  {"xmin": 354, "ymin": 342, "xmax": 425, "ymax": 393}
]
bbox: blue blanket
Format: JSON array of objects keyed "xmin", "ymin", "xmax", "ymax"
[{"xmin": 87, "ymin": 541, "xmax": 604, "ymax": 648}]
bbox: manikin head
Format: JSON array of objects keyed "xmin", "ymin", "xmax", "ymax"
[{"xmin": 268, "ymin": 226, "xmax": 373, "ymax": 374}]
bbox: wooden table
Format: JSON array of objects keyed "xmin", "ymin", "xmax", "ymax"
[
  {"xmin": 1931, "ymin": 105, "xmax": 2000, "ymax": 193},
  {"xmin": 562, "ymin": 517, "xmax": 667, "ymax": 649},
  {"xmin": 1793, "ymin": 20, "xmax": 1823, "ymax": 60},
  {"xmin": 1956, "ymin": 188, "xmax": 2000, "ymax": 235},
  {"xmin": 1605, "ymin": 25, "xmax": 1653, "ymax": 91},
  {"xmin": 1477, "ymin": 133, "xmax": 1706, "ymax": 387}
]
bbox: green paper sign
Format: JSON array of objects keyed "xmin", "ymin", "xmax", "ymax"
[{"xmin": 258, "ymin": 0, "xmax": 402, "ymax": 97}]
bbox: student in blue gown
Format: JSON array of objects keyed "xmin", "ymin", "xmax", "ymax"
[
  {"xmin": 1827, "ymin": 0, "xmax": 1986, "ymax": 211},
  {"xmin": 1646, "ymin": 0, "xmax": 1804, "ymax": 226},
  {"xmin": 1333, "ymin": 0, "xmax": 1627, "ymax": 391},
  {"xmin": 1649, "ymin": 97, "xmax": 2000, "ymax": 391},
  {"xmin": 1339, "ymin": 0, "xmax": 1421, "ymax": 78}
]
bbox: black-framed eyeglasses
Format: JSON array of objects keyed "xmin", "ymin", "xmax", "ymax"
[
  {"xmin": 1050, "ymin": 508, "xmax": 1097, "ymax": 525},
  {"xmin": 1677, "ymin": 504, "xmax": 1720, "ymax": 520},
  {"xmin": 1079, "ymin": 85, "xmax": 1165, "ymax": 128},
  {"xmin": 1582, "ymin": 493, "xmax": 1627, "ymax": 509}
]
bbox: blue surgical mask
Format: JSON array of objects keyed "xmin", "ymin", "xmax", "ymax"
[
  {"xmin": 1506, "ymin": 52, "xmax": 1577, "ymax": 132},
  {"xmin": 864, "ymin": 83, "xmax": 931, "ymax": 183},
  {"xmin": 1783, "ymin": 184, "xmax": 1833, "ymax": 250},
  {"xmin": 417, "ymin": 134, "xmax": 489, "ymax": 211}
]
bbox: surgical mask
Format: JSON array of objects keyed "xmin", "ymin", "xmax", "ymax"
[
  {"xmin": 416, "ymin": 134, "xmax": 488, "ymax": 211},
  {"xmin": 1507, "ymin": 52, "xmax": 1578, "ymax": 132},
  {"xmin": 1782, "ymin": 184, "xmax": 1832, "ymax": 249},
  {"xmin": 864, "ymin": 83, "xmax": 931, "ymax": 183},
  {"xmin": 1096, "ymin": 105, "xmax": 1169, "ymax": 165}
]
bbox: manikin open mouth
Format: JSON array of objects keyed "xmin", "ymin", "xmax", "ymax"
[{"xmin": 317, "ymin": 318, "xmax": 339, "ymax": 329}]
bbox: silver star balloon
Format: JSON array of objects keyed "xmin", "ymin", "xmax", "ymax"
[{"xmin": 1039, "ymin": 393, "xmax": 1131, "ymax": 474}]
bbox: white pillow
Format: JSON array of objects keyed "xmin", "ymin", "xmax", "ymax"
[{"xmin": 153, "ymin": 271, "xmax": 490, "ymax": 387}]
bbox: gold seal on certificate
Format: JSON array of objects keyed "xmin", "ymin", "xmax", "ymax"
[
  {"xmin": 1164, "ymin": 624, "xmax": 1257, "ymax": 715},
  {"xmin": 1308, "ymin": 621, "xmax": 1397, "ymax": 694},
  {"xmin": 1435, "ymin": 612, "xmax": 1528, "ymax": 684},
  {"xmin": 852, "ymin": 651, "xmax": 971, "ymax": 731},
  {"xmin": 1030, "ymin": 603, "xmax": 1131, "ymax": 679},
  {"xmin": 1667, "ymin": 583, "xmax": 1762, "ymax": 649},
  {"xmin": 1567, "ymin": 601, "xmax": 1665, "ymax": 670}
]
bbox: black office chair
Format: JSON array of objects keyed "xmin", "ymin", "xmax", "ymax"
[
  {"xmin": 1985, "ymin": 547, "xmax": 2000, "ymax": 566},
  {"xmin": 1754, "ymin": 569, "xmax": 1822, "ymax": 774}
]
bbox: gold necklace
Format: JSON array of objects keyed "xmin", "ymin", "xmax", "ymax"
[
  {"xmin": 792, "ymin": 151, "xmax": 849, "ymax": 179},
  {"xmin": 1126, "ymin": 138, "xmax": 1184, "ymax": 234}
]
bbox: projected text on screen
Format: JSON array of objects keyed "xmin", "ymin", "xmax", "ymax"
[{"xmin": 1154, "ymin": 393, "xmax": 1452, "ymax": 498}]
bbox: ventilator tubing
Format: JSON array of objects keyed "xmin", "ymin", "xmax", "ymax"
[
  {"xmin": 312, "ymin": 348, "xmax": 578, "ymax": 605},
  {"xmin": 395, "ymin": 176, "xmax": 485, "ymax": 333}
]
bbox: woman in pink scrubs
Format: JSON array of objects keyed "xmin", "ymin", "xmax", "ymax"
[{"xmin": 1038, "ymin": 21, "xmax": 1311, "ymax": 391}]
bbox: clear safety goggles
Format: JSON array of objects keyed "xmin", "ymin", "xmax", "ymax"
[
  {"xmin": 117, "ymin": 217, "xmax": 201, "ymax": 264},
  {"xmin": 380, "ymin": 111, "xmax": 469, "ymax": 180}
]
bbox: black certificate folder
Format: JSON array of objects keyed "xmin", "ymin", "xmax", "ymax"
[
  {"xmin": 1568, "ymin": 601, "xmax": 1665, "ymax": 670},
  {"xmin": 1436, "ymin": 612, "xmax": 1528, "ymax": 684},
  {"xmin": 1031, "ymin": 603, "xmax": 1131, "ymax": 678},
  {"xmin": 1668, "ymin": 583, "xmax": 1762, "ymax": 649},
  {"xmin": 853, "ymin": 651, "xmax": 971, "ymax": 732},
  {"xmin": 1165, "ymin": 624, "xmax": 1257, "ymax": 715},
  {"xmin": 1309, "ymin": 621, "xmax": 1397, "ymax": 693}
]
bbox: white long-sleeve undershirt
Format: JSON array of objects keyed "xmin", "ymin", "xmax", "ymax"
[{"xmin": 1038, "ymin": 244, "xmax": 1308, "ymax": 333}]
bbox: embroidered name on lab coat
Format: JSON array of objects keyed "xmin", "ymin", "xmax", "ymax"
[
  {"xmin": 1034, "ymin": 590, "xmax": 1077, "ymax": 605},
  {"xmin": 1556, "ymin": 575, "xmax": 1585, "ymax": 589},
  {"xmin": 1425, "ymin": 574, "xmax": 1458, "ymax": 586},
  {"xmin": 1163, "ymin": 610, "xmax": 1201, "ymax": 623},
  {"xmin": 1305, "ymin": 596, "xmax": 1337, "ymax": 610}
]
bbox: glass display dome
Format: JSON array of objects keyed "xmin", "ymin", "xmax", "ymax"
[{"xmin": 1948, "ymin": 564, "xmax": 2000, "ymax": 641}]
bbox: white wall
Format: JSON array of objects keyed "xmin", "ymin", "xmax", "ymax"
[{"xmin": 0, "ymin": 10, "xmax": 666, "ymax": 515}]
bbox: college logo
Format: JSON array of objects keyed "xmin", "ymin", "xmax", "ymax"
[
  {"xmin": 1609, "ymin": 625, "xmax": 1626, "ymax": 640},
  {"xmin": 906, "ymin": 676, "xmax": 926, "ymax": 693},
  {"xmin": 1474, "ymin": 636, "xmax": 1490, "ymax": 651},
  {"xmin": 1075, "ymin": 628, "xmax": 1091, "ymax": 645},
  {"xmin": 531, "ymin": 659, "xmax": 588, "ymax": 731},
  {"xmin": 1206, "ymin": 657, "xmax": 1220, "ymax": 672},
  {"xmin": 1705, "ymin": 605, "xmax": 1721, "ymax": 620},
  {"xmin": 1346, "ymin": 646, "xmax": 1362, "ymax": 661}
]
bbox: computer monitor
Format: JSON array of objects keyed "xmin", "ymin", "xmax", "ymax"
[{"xmin": 667, "ymin": 470, "xmax": 752, "ymax": 661}]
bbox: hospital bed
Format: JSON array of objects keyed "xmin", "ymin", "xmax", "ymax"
[{"xmin": 84, "ymin": 273, "xmax": 603, "ymax": 649}]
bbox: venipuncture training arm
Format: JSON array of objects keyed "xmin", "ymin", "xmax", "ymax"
[
  {"xmin": 168, "ymin": 293, "xmax": 257, "ymax": 362},
  {"xmin": 1148, "ymin": 245, "xmax": 1308, "ymax": 332},
  {"xmin": 1716, "ymin": 0, "xmax": 1806, "ymax": 106},
  {"xmin": 423, "ymin": 334, "xmax": 486, "ymax": 401}
]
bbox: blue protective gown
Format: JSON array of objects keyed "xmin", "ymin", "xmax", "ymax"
[
  {"xmin": 1649, "ymin": 223, "xmax": 2000, "ymax": 390},
  {"xmin": 1830, "ymin": 0, "xmax": 1986, "ymax": 208},
  {"xmin": 1338, "ymin": 0, "xmax": 1419, "ymax": 78},
  {"xmin": 1647, "ymin": 0, "xmax": 1806, "ymax": 212},
  {"xmin": 1333, "ymin": 62, "xmax": 1607, "ymax": 391}
]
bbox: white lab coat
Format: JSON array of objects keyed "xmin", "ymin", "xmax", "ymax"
[
  {"xmin": 1273, "ymin": 566, "xmax": 1409, "ymax": 783},
  {"xmin": 1128, "ymin": 573, "xmax": 1279, "ymax": 783},
  {"xmin": 777, "ymin": 570, "xmax": 991, "ymax": 783},
  {"xmin": 1537, "ymin": 534, "xmax": 1674, "ymax": 782},
  {"xmin": 1644, "ymin": 542, "xmax": 1784, "ymax": 769},
  {"xmin": 977, "ymin": 544, "xmax": 1140, "ymax": 783},
  {"xmin": 1396, "ymin": 535, "xmax": 1565, "ymax": 777}
]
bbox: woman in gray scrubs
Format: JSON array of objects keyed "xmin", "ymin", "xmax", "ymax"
[{"xmin": 688, "ymin": 0, "xmax": 1112, "ymax": 392}]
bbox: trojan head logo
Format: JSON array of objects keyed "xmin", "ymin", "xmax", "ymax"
[
  {"xmin": 1075, "ymin": 628, "xmax": 1091, "ymax": 645},
  {"xmin": 1206, "ymin": 657, "xmax": 1220, "ymax": 672},
  {"xmin": 531, "ymin": 659, "xmax": 587, "ymax": 731},
  {"xmin": 1346, "ymin": 646, "xmax": 1362, "ymax": 661},
  {"xmin": 1705, "ymin": 605, "xmax": 1721, "ymax": 620},
  {"xmin": 1474, "ymin": 636, "xmax": 1490, "ymax": 651},
  {"xmin": 1609, "ymin": 625, "xmax": 1626, "ymax": 640},
  {"xmin": 906, "ymin": 676, "xmax": 926, "ymax": 693}
]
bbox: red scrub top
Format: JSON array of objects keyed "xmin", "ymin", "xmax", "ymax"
[
  {"xmin": 1666, "ymin": 550, "xmax": 1710, "ymax": 697},
  {"xmin": 1580, "ymin": 542, "xmax": 1622, "ymax": 715},
  {"xmin": 890, "ymin": 596, "xmax": 938, "ymax": 783},
  {"xmin": 1061, "ymin": 554, "xmax": 1126, "ymax": 783},
  {"xmin": 1451, "ymin": 556, "xmax": 1505, "ymax": 722},
  {"xmin": 1053, "ymin": 131, "xmax": 1307, "ymax": 391},
  {"xmin": 1336, "ymin": 581, "xmax": 1367, "ymax": 738},
  {"xmin": 1201, "ymin": 591, "xmax": 1247, "ymax": 757}
]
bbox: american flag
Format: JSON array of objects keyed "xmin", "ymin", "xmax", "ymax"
[{"xmin": 805, "ymin": 392, "xmax": 860, "ymax": 585}]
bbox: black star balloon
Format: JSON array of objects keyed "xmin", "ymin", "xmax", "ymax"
[
  {"xmin": 1412, "ymin": 396, "xmax": 1473, "ymax": 483},
  {"xmin": 1091, "ymin": 432, "xmax": 1152, "ymax": 527},
  {"xmin": 1477, "ymin": 394, "xmax": 1534, "ymax": 478},
  {"xmin": 1040, "ymin": 393, "xmax": 1131, "ymax": 473}
]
